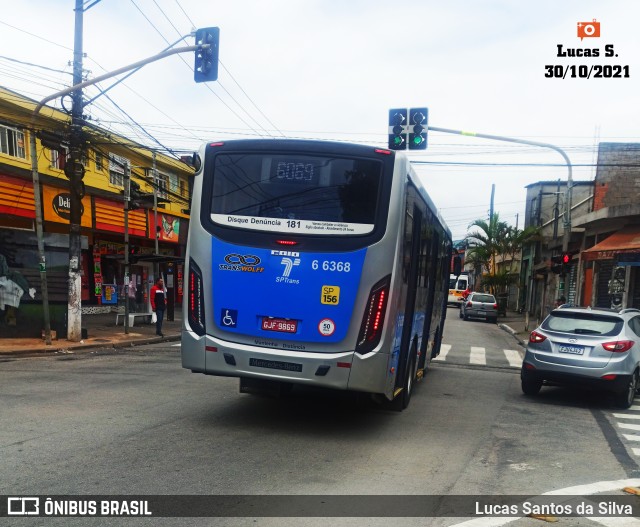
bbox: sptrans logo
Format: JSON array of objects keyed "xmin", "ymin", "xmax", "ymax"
[
  {"xmin": 277, "ymin": 257, "xmax": 300, "ymax": 284},
  {"xmin": 272, "ymin": 250, "xmax": 301, "ymax": 284},
  {"xmin": 577, "ymin": 19, "xmax": 600, "ymax": 40}
]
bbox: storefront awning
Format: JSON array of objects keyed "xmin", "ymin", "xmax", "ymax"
[{"xmin": 582, "ymin": 227, "xmax": 640, "ymax": 262}]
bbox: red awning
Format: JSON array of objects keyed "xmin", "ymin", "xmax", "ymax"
[{"xmin": 582, "ymin": 227, "xmax": 640, "ymax": 261}]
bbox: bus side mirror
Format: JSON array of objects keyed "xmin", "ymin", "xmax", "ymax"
[{"xmin": 453, "ymin": 256, "xmax": 462, "ymax": 276}]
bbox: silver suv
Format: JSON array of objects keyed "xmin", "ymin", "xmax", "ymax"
[{"xmin": 521, "ymin": 307, "xmax": 640, "ymax": 408}]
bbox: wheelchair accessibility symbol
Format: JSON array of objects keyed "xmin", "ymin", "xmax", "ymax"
[{"xmin": 220, "ymin": 308, "xmax": 238, "ymax": 328}]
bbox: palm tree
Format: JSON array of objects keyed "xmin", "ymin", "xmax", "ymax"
[{"xmin": 465, "ymin": 213, "xmax": 539, "ymax": 295}]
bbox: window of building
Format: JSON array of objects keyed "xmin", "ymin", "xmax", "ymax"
[
  {"xmin": 179, "ymin": 178, "xmax": 188, "ymax": 199},
  {"xmin": 109, "ymin": 153, "xmax": 129, "ymax": 187},
  {"xmin": 50, "ymin": 146, "xmax": 69, "ymax": 171},
  {"xmin": 0, "ymin": 124, "xmax": 26, "ymax": 159},
  {"xmin": 95, "ymin": 151, "xmax": 103, "ymax": 171},
  {"xmin": 157, "ymin": 172, "xmax": 168, "ymax": 199},
  {"xmin": 529, "ymin": 197, "xmax": 538, "ymax": 225}
]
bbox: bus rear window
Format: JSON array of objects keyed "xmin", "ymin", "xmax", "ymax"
[{"xmin": 209, "ymin": 153, "xmax": 382, "ymax": 235}]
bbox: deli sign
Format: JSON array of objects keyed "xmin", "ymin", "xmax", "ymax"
[
  {"xmin": 43, "ymin": 185, "xmax": 91, "ymax": 226},
  {"xmin": 53, "ymin": 192, "xmax": 72, "ymax": 220}
]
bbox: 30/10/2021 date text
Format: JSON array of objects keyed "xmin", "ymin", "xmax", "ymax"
[{"xmin": 545, "ymin": 64, "xmax": 630, "ymax": 79}]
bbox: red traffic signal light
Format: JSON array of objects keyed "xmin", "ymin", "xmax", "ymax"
[{"xmin": 562, "ymin": 253, "xmax": 571, "ymax": 264}]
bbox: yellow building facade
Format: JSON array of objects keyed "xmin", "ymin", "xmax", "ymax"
[{"xmin": 0, "ymin": 87, "xmax": 194, "ymax": 336}]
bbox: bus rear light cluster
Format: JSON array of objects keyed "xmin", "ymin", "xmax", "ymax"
[
  {"xmin": 188, "ymin": 259, "xmax": 206, "ymax": 336},
  {"xmin": 355, "ymin": 275, "xmax": 390, "ymax": 355}
]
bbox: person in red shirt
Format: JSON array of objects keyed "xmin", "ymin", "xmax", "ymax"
[{"xmin": 150, "ymin": 277, "xmax": 166, "ymax": 337}]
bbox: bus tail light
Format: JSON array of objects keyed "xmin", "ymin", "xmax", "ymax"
[
  {"xmin": 355, "ymin": 275, "xmax": 390, "ymax": 355},
  {"xmin": 188, "ymin": 258, "xmax": 206, "ymax": 336}
]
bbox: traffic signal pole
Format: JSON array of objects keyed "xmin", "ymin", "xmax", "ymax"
[
  {"xmin": 32, "ymin": 38, "xmax": 209, "ymax": 342},
  {"xmin": 426, "ymin": 125, "xmax": 573, "ymax": 331}
]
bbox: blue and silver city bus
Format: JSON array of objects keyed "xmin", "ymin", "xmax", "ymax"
[{"xmin": 182, "ymin": 139, "xmax": 456, "ymax": 409}]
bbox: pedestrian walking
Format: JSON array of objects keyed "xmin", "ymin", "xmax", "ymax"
[
  {"xmin": 128, "ymin": 279, "xmax": 137, "ymax": 312},
  {"xmin": 150, "ymin": 277, "xmax": 166, "ymax": 337}
]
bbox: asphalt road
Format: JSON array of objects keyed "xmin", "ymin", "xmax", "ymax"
[{"xmin": 1, "ymin": 313, "xmax": 638, "ymax": 526}]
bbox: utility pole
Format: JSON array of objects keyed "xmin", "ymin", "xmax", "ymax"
[
  {"xmin": 489, "ymin": 183, "xmax": 495, "ymax": 220},
  {"xmin": 153, "ymin": 152, "xmax": 159, "ymax": 256},
  {"xmin": 489, "ymin": 183, "xmax": 495, "ymax": 277},
  {"xmin": 29, "ymin": 133, "xmax": 52, "ymax": 345},
  {"xmin": 123, "ymin": 164, "xmax": 131, "ymax": 334},
  {"xmin": 66, "ymin": 0, "xmax": 86, "ymax": 342}
]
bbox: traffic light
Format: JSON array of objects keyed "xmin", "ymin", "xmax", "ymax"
[
  {"xmin": 550, "ymin": 255, "xmax": 563, "ymax": 274},
  {"xmin": 194, "ymin": 27, "xmax": 220, "ymax": 83},
  {"xmin": 408, "ymin": 107, "xmax": 428, "ymax": 150},
  {"xmin": 123, "ymin": 180, "xmax": 155, "ymax": 210},
  {"xmin": 388, "ymin": 108, "xmax": 407, "ymax": 150},
  {"xmin": 129, "ymin": 245, "xmax": 139, "ymax": 265}
]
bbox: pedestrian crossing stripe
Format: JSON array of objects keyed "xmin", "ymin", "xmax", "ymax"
[
  {"xmin": 433, "ymin": 345, "xmax": 523, "ymax": 368},
  {"xmin": 613, "ymin": 413, "xmax": 640, "ymax": 420},
  {"xmin": 435, "ymin": 344, "xmax": 451, "ymax": 361},
  {"xmin": 503, "ymin": 349, "xmax": 523, "ymax": 368}
]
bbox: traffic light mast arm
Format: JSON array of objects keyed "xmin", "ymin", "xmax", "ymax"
[
  {"xmin": 33, "ymin": 45, "xmax": 207, "ymax": 115},
  {"xmin": 428, "ymin": 125, "xmax": 573, "ymax": 252}
]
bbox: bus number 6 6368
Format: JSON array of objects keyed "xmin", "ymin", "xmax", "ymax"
[{"xmin": 312, "ymin": 260, "xmax": 351, "ymax": 272}]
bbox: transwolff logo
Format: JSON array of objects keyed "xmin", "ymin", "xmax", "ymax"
[
  {"xmin": 277, "ymin": 257, "xmax": 300, "ymax": 284},
  {"xmin": 219, "ymin": 253, "xmax": 264, "ymax": 273}
]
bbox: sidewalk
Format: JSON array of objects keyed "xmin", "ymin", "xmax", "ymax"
[
  {"xmin": 0, "ymin": 310, "xmax": 182, "ymax": 356},
  {"xmin": 1, "ymin": 308, "xmax": 534, "ymax": 357}
]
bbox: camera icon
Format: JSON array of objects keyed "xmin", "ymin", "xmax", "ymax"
[{"xmin": 577, "ymin": 19, "xmax": 600, "ymax": 40}]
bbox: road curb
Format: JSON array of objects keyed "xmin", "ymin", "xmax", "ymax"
[
  {"xmin": 0, "ymin": 334, "xmax": 181, "ymax": 357},
  {"xmin": 499, "ymin": 323, "xmax": 526, "ymax": 347}
]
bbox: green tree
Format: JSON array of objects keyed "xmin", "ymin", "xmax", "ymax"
[{"xmin": 465, "ymin": 213, "xmax": 539, "ymax": 295}]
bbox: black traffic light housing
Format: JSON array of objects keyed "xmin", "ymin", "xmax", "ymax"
[
  {"xmin": 550, "ymin": 255, "xmax": 563, "ymax": 274},
  {"xmin": 194, "ymin": 27, "xmax": 220, "ymax": 83},
  {"xmin": 408, "ymin": 107, "xmax": 428, "ymax": 150},
  {"xmin": 129, "ymin": 245, "xmax": 139, "ymax": 265},
  {"xmin": 550, "ymin": 252, "xmax": 574, "ymax": 275},
  {"xmin": 388, "ymin": 108, "xmax": 407, "ymax": 150},
  {"xmin": 123, "ymin": 180, "xmax": 167, "ymax": 210}
]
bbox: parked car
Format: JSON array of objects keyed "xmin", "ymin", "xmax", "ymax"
[
  {"xmin": 521, "ymin": 307, "xmax": 640, "ymax": 408},
  {"xmin": 459, "ymin": 292, "xmax": 498, "ymax": 323}
]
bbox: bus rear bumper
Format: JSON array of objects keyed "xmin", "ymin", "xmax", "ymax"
[{"xmin": 181, "ymin": 330, "xmax": 390, "ymax": 394}]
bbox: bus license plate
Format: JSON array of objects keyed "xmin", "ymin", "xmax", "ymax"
[
  {"xmin": 262, "ymin": 317, "xmax": 298, "ymax": 333},
  {"xmin": 558, "ymin": 345, "xmax": 585, "ymax": 355}
]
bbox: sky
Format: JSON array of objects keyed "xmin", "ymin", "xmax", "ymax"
[{"xmin": 1, "ymin": 0, "xmax": 639, "ymax": 240}]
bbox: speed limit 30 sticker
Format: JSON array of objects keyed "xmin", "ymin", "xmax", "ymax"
[{"xmin": 318, "ymin": 318, "xmax": 336, "ymax": 337}]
